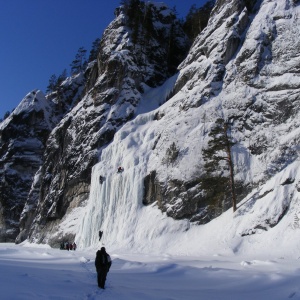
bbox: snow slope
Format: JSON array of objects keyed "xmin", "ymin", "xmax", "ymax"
[
  {"xmin": 1, "ymin": 5, "xmax": 300, "ymax": 296},
  {"xmin": 75, "ymin": 129, "xmax": 300, "ymax": 257},
  {"xmin": 73, "ymin": 68, "xmax": 300, "ymax": 256},
  {"xmin": 1, "ymin": 234, "xmax": 300, "ymax": 299}
]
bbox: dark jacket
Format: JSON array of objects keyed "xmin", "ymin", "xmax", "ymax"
[{"xmin": 95, "ymin": 249, "xmax": 112, "ymax": 273}]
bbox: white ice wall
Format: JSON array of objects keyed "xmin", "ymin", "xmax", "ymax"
[{"xmin": 76, "ymin": 110, "xmax": 190, "ymax": 252}]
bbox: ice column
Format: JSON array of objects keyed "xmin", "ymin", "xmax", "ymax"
[{"xmin": 76, "ymin": 113, "xmax": 155, "ymax": 249}]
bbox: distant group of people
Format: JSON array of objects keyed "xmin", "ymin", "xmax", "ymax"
[{"xmin": 60, "ymin": 241, "xmax": 76, "ymax": 251}]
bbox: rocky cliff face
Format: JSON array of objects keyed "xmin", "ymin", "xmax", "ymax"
[
  {"xmin": 142, "ymin": 0, "xmax": 300, "ymax": 223},
  {"xmin": 0, "ymin": 74, "xmax": 85, "ymax": 242},
  {"xmin": 0, "ymin": 91, "xmax": 56, "ymax": 242},
  {"xmin": 1, "ymin": 0, "xmax": 299, "ymax": 246},
  {"xmin": 14, "ymin": 2, "xmax": 190, "ymax": 246},
  {"xmin": 71, "ymin": 0, "xmax": 300, "ymax": 251}
]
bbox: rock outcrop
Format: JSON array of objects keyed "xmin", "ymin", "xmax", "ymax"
[
  {"xmin": 15, "ymin": 2, "xmax": 190, "ymax": 245},
  {"xmin": 0, "ymin": 91, "xmax": 54, "ymax": 241},
  {"xmin": 0, "ymin": 73, "xmax": 85, "ymax": 242},
  {"xmin": 142, "ymin": 0, "xmax": 300, "ymax": 223},
  {"xmin": 1, "ymin": 0, "xmax": 299, "ymax": 247}
]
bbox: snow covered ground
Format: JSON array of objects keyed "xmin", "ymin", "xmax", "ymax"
[
  {"xmin": 2, "ymin": 2, "xmax": 300, "ymax": 298},
  {"xmin": 1, "ymin": 242, "xmax": 300, "ymax": 300}
]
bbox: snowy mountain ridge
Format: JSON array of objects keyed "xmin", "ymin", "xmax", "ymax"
[{"xmin": 0, "ymin": 0, "xmax": 300, "ymax": 257}]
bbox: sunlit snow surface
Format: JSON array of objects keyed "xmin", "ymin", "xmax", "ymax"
[
  {"xmin": 74, "ymin": 73, "xmax": 300, "ymax": 256},
  {"xmin": 4, "ymin": 1, "xmax": 300, "ymax": 298},
  {"xmin": 1, "ymin": 242, "xmax": 300, "ymax": 300}
]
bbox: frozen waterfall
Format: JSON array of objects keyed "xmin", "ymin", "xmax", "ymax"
[{"xmin": 76, "ymin": 111, "xmax": 189, "ymax": 252}]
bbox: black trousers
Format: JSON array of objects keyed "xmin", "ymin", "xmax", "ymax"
[{"xmin": 97, "ymin": 269, "xmax": 108, "ymax": 288}]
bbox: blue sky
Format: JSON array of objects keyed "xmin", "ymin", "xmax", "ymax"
[{"xmin": 0, "ymin": 0, "xmax": 208, "ymax": 119}]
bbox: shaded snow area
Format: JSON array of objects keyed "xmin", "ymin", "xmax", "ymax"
[{"xmin": 1, "ymin": 242, "xmax": 300, "ymax": 300}]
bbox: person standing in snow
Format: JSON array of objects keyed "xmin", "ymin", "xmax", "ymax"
[{"xmin": 95, "ymin": 247, "xmax": 112, "ymax": 289}]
